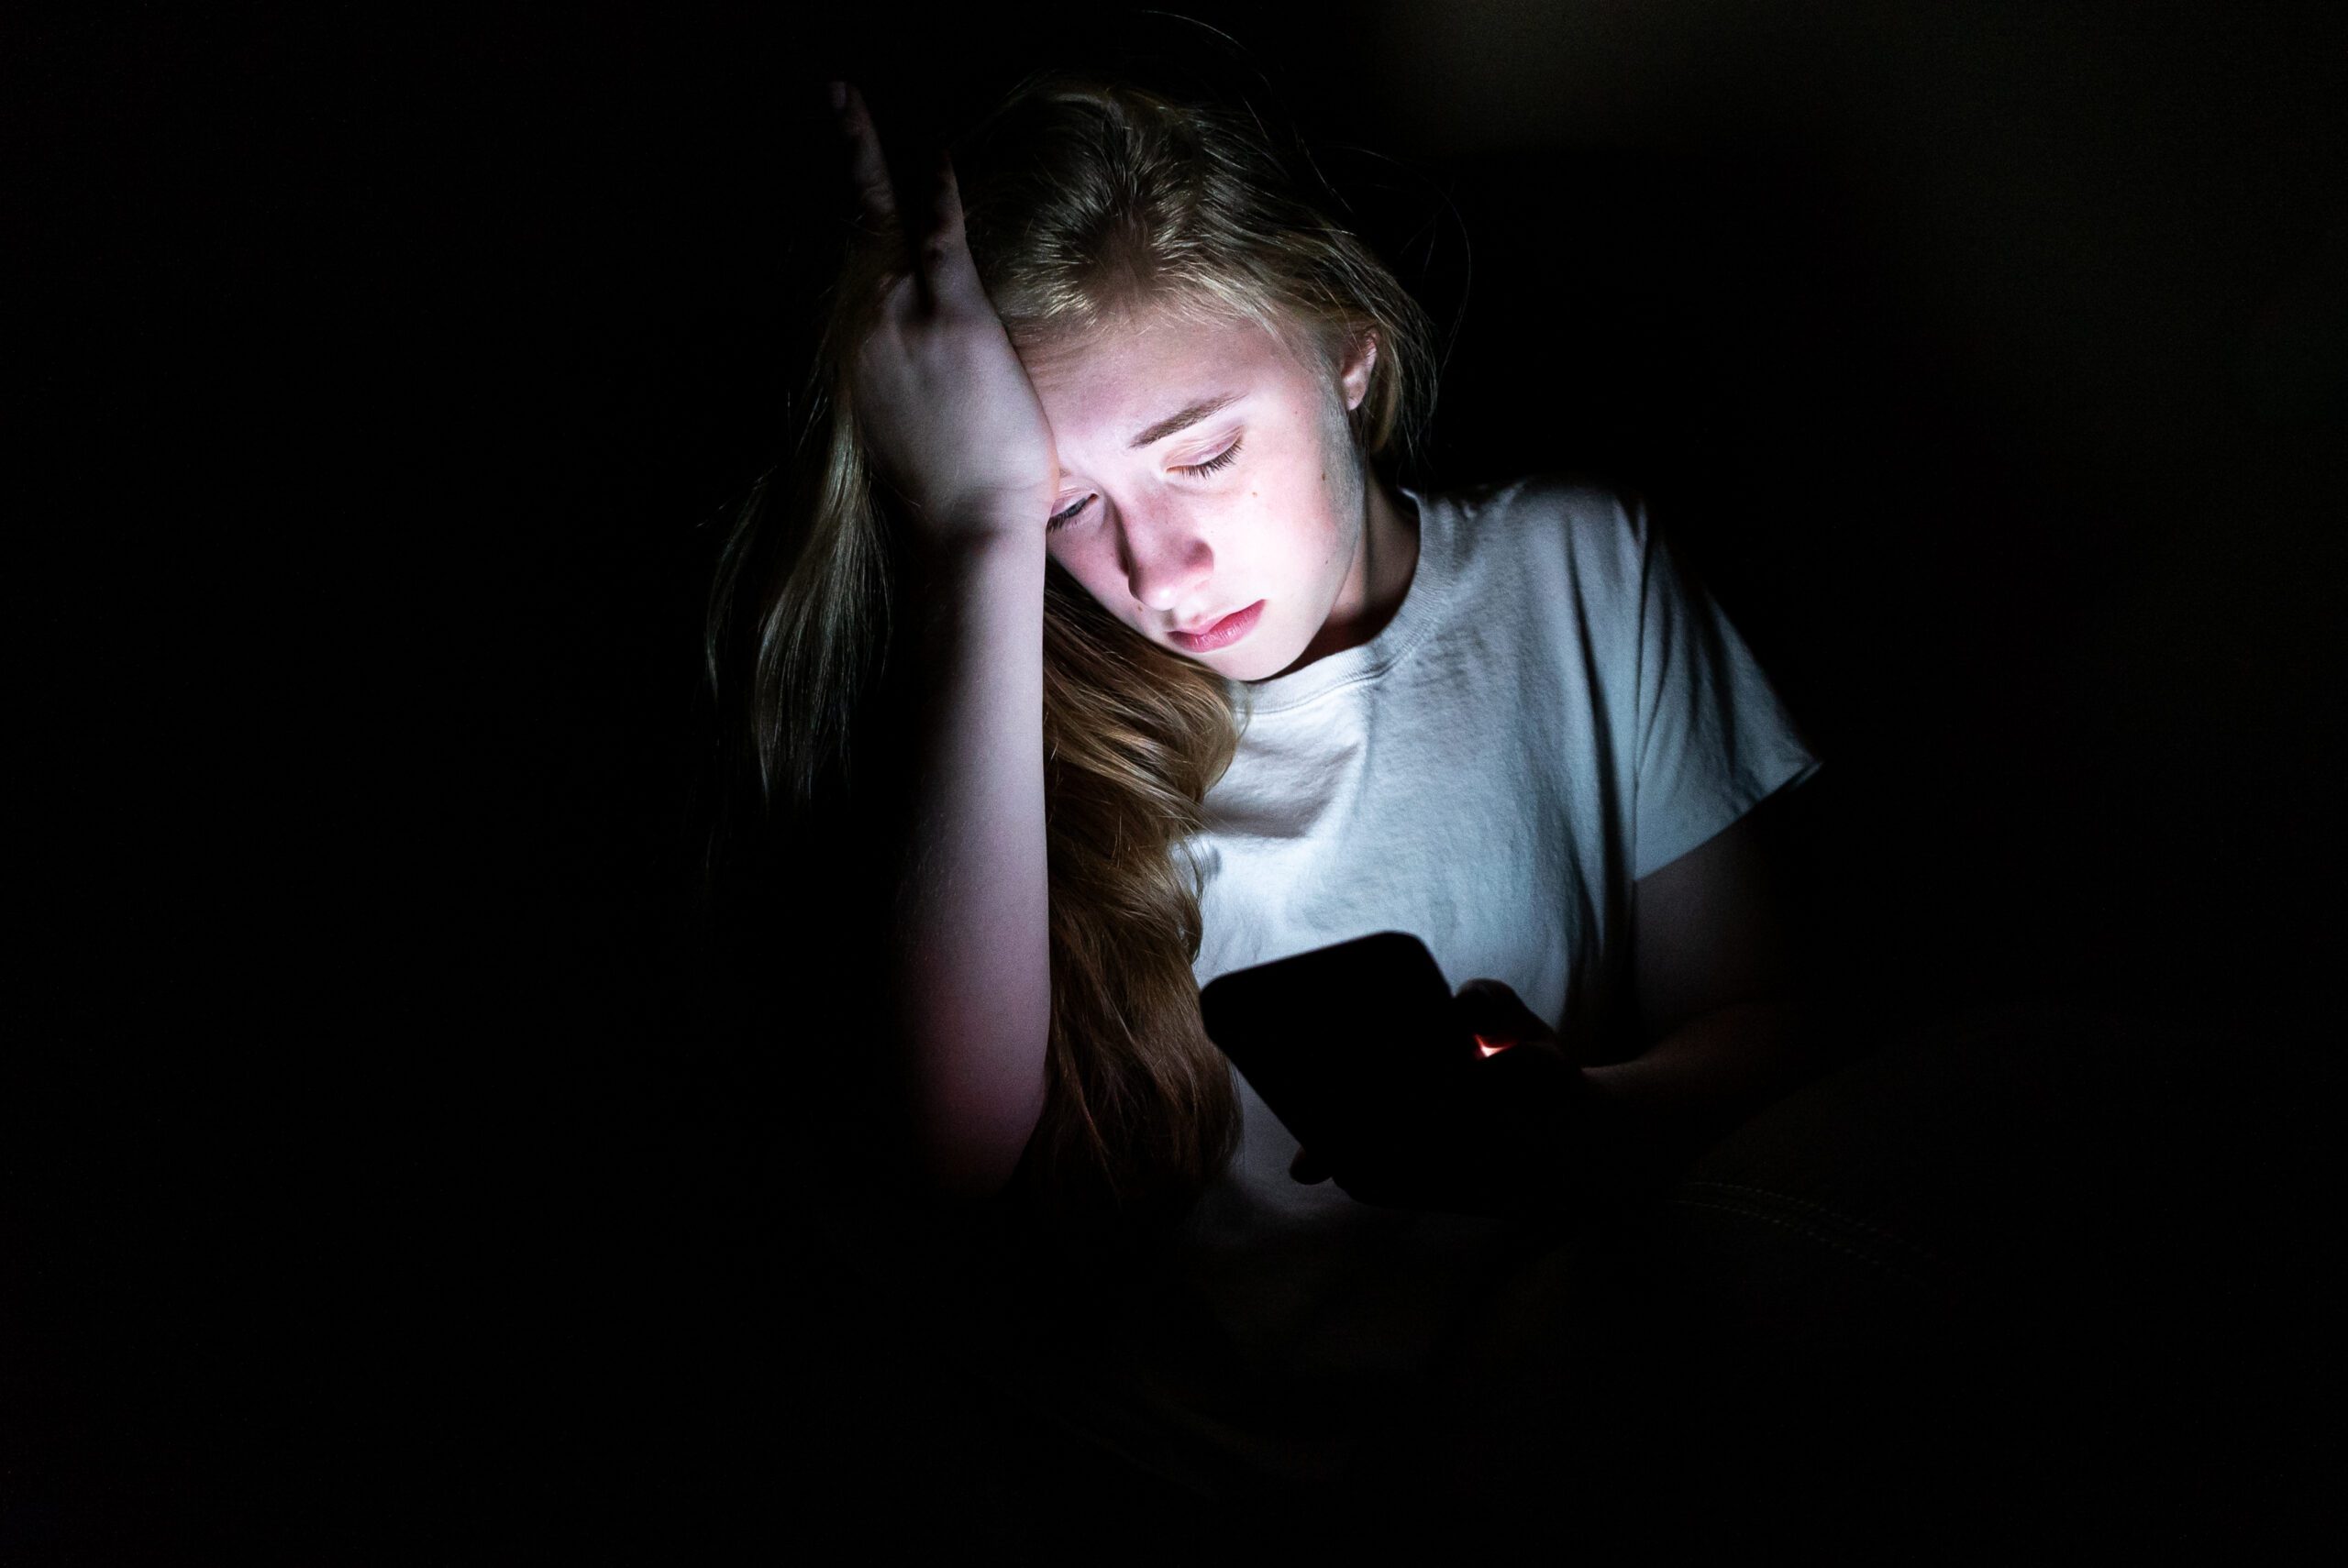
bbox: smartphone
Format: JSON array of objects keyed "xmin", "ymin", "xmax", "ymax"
[{"xmin": 1197, "ymin": 930, "xmax": 1481, "ymax": 1170}]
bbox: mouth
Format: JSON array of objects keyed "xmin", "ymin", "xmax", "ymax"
[{"xmin": 1168, "ymin": 600, "xmax": 1266, "ymax": 653}]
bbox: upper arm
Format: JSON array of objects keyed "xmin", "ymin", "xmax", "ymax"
[{"xmin": 1628, "ymin": 790, "xmax": 1804, "ymax": 1045}]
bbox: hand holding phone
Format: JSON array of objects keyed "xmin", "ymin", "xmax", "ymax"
[
  {"xmin": 1199, "ymin": 932, "xmax": 1476, "ymax": 1176},
  {"xmin": 1199, "ymin": 934, "xmax": 1604, "ymax": 1220}
]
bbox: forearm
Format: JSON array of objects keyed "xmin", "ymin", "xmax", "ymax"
[
  {"xmin": 1581, "ymin": 1000, "xmax": 1824, "ymax": 1189},
  {"xmin": 879, "ymin": 529, "xmax": 1053, "ymax": 1204}
]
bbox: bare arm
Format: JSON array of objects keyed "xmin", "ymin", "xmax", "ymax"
[
  {"xmin": 875, "ymin": 529, "xmax": 1052, "ymax": 1207},
  {"xmin": 1587, "ymin": 790, "xmax": 1831, "ymax": 1177},
  {"xmin": 824, "ymin": 81, "xmax": 1063, "ymax": 1209},
  {"xmin": 1290, "ymin": 796, "xmax": 1831, "ymax": 1211}
]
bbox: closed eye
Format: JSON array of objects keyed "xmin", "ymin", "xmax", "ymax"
[
  {"xmin": 1047, "ymin": 436, "xmax": 1246, "ymax": 532},
  {"xmin": 1183, "ymin": 435, "xmax": 1246, "ymax": 479}
]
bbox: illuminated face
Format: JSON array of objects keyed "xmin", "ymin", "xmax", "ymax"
[{"xmin": 1024, "ymin": 304, "xmax": 1382, "ymax": 682}]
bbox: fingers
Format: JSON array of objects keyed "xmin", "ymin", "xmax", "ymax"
[
  {"xmin": 1455, "ymin": 978, "xmax": 1556, "ymax": 1050},
  {"xmin": 831, "ymin": 81, "xmax": 898, "ymax": 238},
  {"xmin": 1290, "ymin": 1147, "xmax": 1414, "ymax": 1208},
  {"xmin": 925, "ymin": 149, "xmax": 988, "ymax": 298},
  {"xmin": 828, "ymin": 80, "xmax": 974, "ymax": 301},
  {"xmin": 929, "ymin": 145, "xmax": 967, "ymax": 254},
  {"xmin": 908, "ymin": 146, "xmax": 974, "ymax": 315}
]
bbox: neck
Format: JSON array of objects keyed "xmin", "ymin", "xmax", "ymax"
[
  {"xmin": 1264, "ymin": 470, "xmax": 1420, "ymax": 681},
  {"xmin": 1366, "ymin": 471, "xmax": 1419, "ymax": 618}
]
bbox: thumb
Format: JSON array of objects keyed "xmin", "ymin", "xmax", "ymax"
[{"xmin": 1455, "ymin": 978, "xmax": 1556, "ymax": 1052}]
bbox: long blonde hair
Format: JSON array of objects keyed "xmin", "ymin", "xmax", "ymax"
[{"xmin": 703, "ymin": 68, "xmax": 1441, "ymax": 1264}]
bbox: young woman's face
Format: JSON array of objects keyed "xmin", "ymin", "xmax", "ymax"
[{"xmin": 1024, "ymin": 305, "xmax": 1379, "ymax": 682}]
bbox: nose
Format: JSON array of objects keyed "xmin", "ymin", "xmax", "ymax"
[{"xmin": 1118, "ymin": 504, "xmax": 1214, "ymax": 619}]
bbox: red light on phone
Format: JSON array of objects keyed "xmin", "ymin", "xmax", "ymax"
[{"xmin": 1473, "ymin": 1032, "xmax": 1515, "ymax": 1058}]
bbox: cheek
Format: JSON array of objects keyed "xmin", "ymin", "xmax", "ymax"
[
  {"xmin": 1311, "ymin": 510, "xmax": 1347, "ymax": 569},
  {"xmin": 1050, "ymin": 547, "xmax": 1113, "ymax": 608}
]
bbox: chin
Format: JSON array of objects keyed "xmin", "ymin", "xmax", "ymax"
[{"xmin": 1225, "ymin": 639, "xmax": 1300, "ymax": 681}]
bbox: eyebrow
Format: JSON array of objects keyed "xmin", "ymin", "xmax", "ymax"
[{"xmin": 1128, "ymin": 390, "xmax": 1246, "ymax": 451}]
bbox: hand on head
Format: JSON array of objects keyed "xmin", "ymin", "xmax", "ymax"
[{"xmin": 825, "ymin": 80, "xmax": 1063, "ymax": 547}]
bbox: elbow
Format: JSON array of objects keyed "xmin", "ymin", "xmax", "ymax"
[
  {"xmin": 867, "ymin": 1132, "xmax": 1020, "ymax": 1231},
  {"xmin": 915, "ymin": 1143, "xmax": 1028, "ymax": 1211},
  {"xmin": 873, "ymin": 1008, "xmax": 1049, "ymax": 1206},
  {"xmin": 891, "ymin": 1077, "xmax": 1047, "ymax": 1213}
]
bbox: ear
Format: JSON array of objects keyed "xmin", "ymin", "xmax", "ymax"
[{"xmin": 1339, "ymin": 328, "xmax": 1379, "ymax": 414}]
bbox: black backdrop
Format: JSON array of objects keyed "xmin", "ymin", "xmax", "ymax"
[{"xmin": 10, "ymin": 4, "xmax": 2342, "ymax": 1560}]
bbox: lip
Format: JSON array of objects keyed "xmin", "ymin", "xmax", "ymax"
[{"xmin": 1168, "ymin": 600, "xmax": 1265, "ymax": 653}]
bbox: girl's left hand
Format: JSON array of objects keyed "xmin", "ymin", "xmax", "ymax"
[{"xmin": 1287, "ymin": 979, "xmax": 1634, "ymax": 1221}]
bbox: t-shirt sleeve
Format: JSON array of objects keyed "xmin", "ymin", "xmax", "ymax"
[{"xmin": 1626, "ymin": 492, "xmax": 1823, "ymax": 881}]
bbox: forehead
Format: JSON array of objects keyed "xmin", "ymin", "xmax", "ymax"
[{"xmin": 1022, "ymin": 305, "xmax": 1314, "ymax": 425}]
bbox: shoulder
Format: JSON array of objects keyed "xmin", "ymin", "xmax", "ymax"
[
  {"xmin": 1460, "ymin": 469, "xmax": 1646, "ymax": 547},
  {"xmin": 1448, "ymin": 469, "xmax": 1652, "ymax": 596}
]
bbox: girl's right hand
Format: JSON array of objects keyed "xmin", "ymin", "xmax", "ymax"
[{"xmin": 829, "ymin": 81, "xmax": 1061, "ymax": 550}]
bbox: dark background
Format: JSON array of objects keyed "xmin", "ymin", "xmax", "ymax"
[{"xmin": 10, "ymin": 3, "xmax": 2342, "ymax": 1560}]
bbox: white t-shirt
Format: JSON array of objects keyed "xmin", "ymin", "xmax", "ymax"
[{"xmin": 982, "ymin": 472, "xmax": 1824, "ymax": 1499}]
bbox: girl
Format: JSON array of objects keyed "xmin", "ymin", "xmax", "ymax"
[{"xmin": 705, "ymin": 65, "xmax": 1831, "ymax": 1534}]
